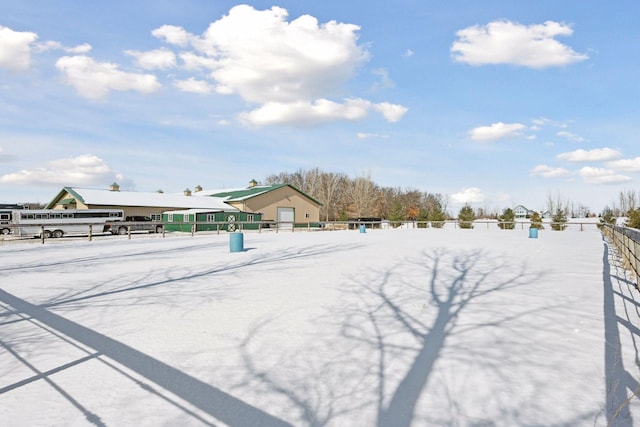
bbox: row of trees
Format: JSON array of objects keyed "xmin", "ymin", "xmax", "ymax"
[
  {"xmin": 264, "ymin": 169, "xmax": 448, "ymax": 223},
  {"xmin": 263, "ymin": 168, "xmax": 581, "ymax": 228}
]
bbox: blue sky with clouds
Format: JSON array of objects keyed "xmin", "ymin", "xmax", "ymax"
[{"xmin": 0, "ymin": 1, "xmax": 638, "ymax": 212}]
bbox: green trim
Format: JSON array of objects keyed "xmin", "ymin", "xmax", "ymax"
[
  {"xmin": 58, "ymin": 198, "xmax": 76, "ymax": 205},
  {"xmin": 45, "ymin": 187, "xmax": 87, "ymax": 209},
  {"xmin": 64, "ymin": 187, "xmax": 85, "ymax": 204},
  {"xmin": 208, "ymin": 184, "xmax": 322, "ymax": 206}
]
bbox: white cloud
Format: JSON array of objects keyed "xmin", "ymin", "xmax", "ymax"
[
  {"xmin": 530, "ymin": 165, "xmax": 570, "ymax": 178},
  {"xmin": 125, "ymin": 48, "xmax": 176, "ymax": 70},
  {"xmin": 239, "ymin": 98, "xmax": 372, "ymax": 126},
  {"xmin": 469, "ymin": 122, "xmax": 526, "ymax": 141},
  {"xmin": 578, "ymin": 166, "xmax": 632, "ymax": 185},
  {"xmin": 0, "ymin": 154, "xmax": 120, "ymax": 186},
  {"xmin": 606, "ymin": 157, "xmax": 640, "ymax": 172},
  {"xmin": 451, "ymin": 187, "xmax": 485, "ymax": 204},
  {"xmin": 557, "ymin": 131, "xmax": 586, "ymax": 143},
  {"xmin": 35, "ymin": 41, "xmax": 92, "ymax": 54},
  {"xmin": 197, "ymin": 5, "xmax": 368, "ymax": 103},
  {"xmin": 152, "ymin": 24, "xmax": 193, "ymax": 47},
  {"xmin": 67, "ymin": 43, "xmax": 92, "ymax": 54},
  {"xmin": 179, "ymin": 52, "xmax": 218, "ymax": 71},
  {"xmin": 174, "ymin": 77, "xmax": 214, "ymax": 94},
  {"xmin": 370, "ymin": 68, "xmax": 395, "ymax": 91},
  {"xmin": 238, "ymin": 98, "xmax": 407, "ymax": 126},
  {"xmin": 153, "ymin": 5, "xmax": 406, "ymax": 126},
  {"xmin": 357, "ymin": 132, "xmax": 388, "ymax": 140},
  {"xmin": 403, "ymin": 49, "xmax": 414, "ymax": 57},
  {"xmin": 451, "ymin": 20, "xmax": 588, "ymax": 68},
  {"xmin": 373, "ymin": 102, "xmax": 408, "ymax": 123},
  {"xmin": 0, "ymin": 25, "xmax": 38, "ymax": 70},
  {"xmin": 55, "ymin": 55, "xmax": 161, "ymax": 99},
  {"xmin": 556, "ymin": 147, "xmax": 621, "ymax": 162}
]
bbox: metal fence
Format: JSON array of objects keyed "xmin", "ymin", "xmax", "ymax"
[{"xmin": 601, "ymin": 224, "xmax": 640, "ymax": 287}]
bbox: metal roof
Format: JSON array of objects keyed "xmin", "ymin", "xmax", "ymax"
[{"xmin": 47, "ymin": 187, "xmax": 238, "ymax": 211}]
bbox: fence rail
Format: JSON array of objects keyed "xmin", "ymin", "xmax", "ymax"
[
  {"xmin": 1, "ymin": 219, "xmax": 602, "ymax": 245},
  {"xmin": 601, "ymin": 224, "xmax": 640, "ymax": 287}
]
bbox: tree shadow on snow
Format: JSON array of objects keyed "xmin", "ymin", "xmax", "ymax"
[
  {"xmin": 1, "ymin": 242, "xmax": 364, "ymax": 315},
  {"xmin": 234, "ymin": 247, "xmax": 600, "ymax": 426},
  {"xmin": 0, "ymin": 242, "xmax": 366, "ymax": 426}
]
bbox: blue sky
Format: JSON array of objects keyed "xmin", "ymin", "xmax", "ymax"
[{"xmin": 1, "ymin": 1, "xmax": 638, "ymax": 213}]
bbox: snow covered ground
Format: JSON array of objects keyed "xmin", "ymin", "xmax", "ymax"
[{"xmin": 1, "ymin": 225, "xmax": 639, "ymax": 426}]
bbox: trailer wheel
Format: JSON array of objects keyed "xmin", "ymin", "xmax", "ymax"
[
  {"xmin": 41, "ymin": 230, "xmax": 52, "ymax": 239},
  {"xmin": 155, "ymin": 225, "xmax": 163, "ymax": 233},
  {"xmin": 53, "ymin": 229, "xmax": 64, "ymax": 238},
  {"xmin": 118, "ymin": 226, "xmax": 128, "ymax": 235},
  {"xmin": 0, "ymin": 228, "xmax": 10, "ymax": 235}
]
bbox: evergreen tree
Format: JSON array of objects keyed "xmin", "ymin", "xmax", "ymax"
[
  {"xmin": 551, "ymin": 208, "xmax": 568, "ymax": 231},
  {"xmin": 417, "ymin": 207, "xmax": 429, "ymax": 228},
  {"xmin": 389, "ymin": 201, "xmax": 404, "ymax": 228},
  {"xmin": 599, "ymin": 206, "xmax": 616, "ymax": 227},
  {"xmin": 530, "ymin": 211, "xmax": 544, "ymax": 229},
  {"xmin": 458, "ymin": 205, "xmax": 475, "ymax": 229},
  {"xmin": 627, "ymin": 208, "xmax": 640, "ymax": 229},
  {"xmin": 428, "ymin": 202, "xmax": 447, "ymax": 228},
  {"xmin": 498, "ymin": 208, "xmax": 515, "ymax": 230}
]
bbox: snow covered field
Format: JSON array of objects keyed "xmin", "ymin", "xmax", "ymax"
[{"xmin": 1, "ymin": 226, "xmax": 639, "ymax": 426}]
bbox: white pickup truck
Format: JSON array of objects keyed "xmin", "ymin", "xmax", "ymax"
[{"xmin": 104, "ymin": 216, "xmax": 164, "ymax": 235}]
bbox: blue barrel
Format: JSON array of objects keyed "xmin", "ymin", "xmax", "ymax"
[
  {"xmin": 230, "ymin": 232, "xmax": 244, "ymax": 252},
  {"xmin": 359, "ymin": 224, "xmax": 366, "ymax": 233},
  {"xmin": 529, "ymin": 227, "xmax": 538, "ymax": 239}
]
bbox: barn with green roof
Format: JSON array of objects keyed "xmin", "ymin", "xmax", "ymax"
[{"xmin": 194, "ymin": 181, "xmax": 322, "ymax": 229}]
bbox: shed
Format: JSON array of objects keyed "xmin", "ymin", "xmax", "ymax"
[{"xmin": 163, "ymin": 209, "xmax": 263, "ymax": 232}]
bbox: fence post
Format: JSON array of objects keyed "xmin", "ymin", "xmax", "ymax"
[
  {"xmin": 41, "ymin": 225, "xmax": 45, "ymax": 244},
  {"xmin": 88, "ymin": 224, "xmax": 93, "ymax": 242}
]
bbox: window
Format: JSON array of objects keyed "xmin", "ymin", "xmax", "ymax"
[
  {"xmin": 305, "ymin": 213, "xmax": 310, "ymax": 219},
  {"xmin": 206, "ymin": 214, "xmax": 216, "ymax": 222},
  {"xmin": 247, "ymin": 214, "xmax": 254, "ymax": 222},
  {"xmin": 168, "ymin": 214, "xmax": 174, "ymax": 222},
  {"xmin": 150, "ymin": 214, "xmax": 161, "ymax": 221}
]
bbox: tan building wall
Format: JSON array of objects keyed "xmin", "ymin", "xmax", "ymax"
[{"xmin": 228, "ymin": 186, "xmax": 320, "ymax": 223}]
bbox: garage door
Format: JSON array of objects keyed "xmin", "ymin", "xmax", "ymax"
[{"xmin": 277, "ymin": 207, "xmax": 294, "ymax": 230}]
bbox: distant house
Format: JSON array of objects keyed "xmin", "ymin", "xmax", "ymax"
[{"xmin": 513, "ymin": 205, "xmax": 534, "ymax": 218}]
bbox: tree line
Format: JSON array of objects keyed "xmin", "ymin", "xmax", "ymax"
[
  {"xmin": 263, "ymin": 168, "xmax": 603, "ymax": 227},
  {"xmin": 263, "ymin": 168, "xmax": 448, "ymax": 223}
]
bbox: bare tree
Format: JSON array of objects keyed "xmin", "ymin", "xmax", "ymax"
[
  {"xmin": 319, "ymin": 172, "xmax": 349, "ymax": 221},
  {"xmin": 546, "ymin": 191, "xmax": 570, "ymax": 217},
  {"xmin": 346, "ymin": 172, "xmax": 378, "ymax": 218}
]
